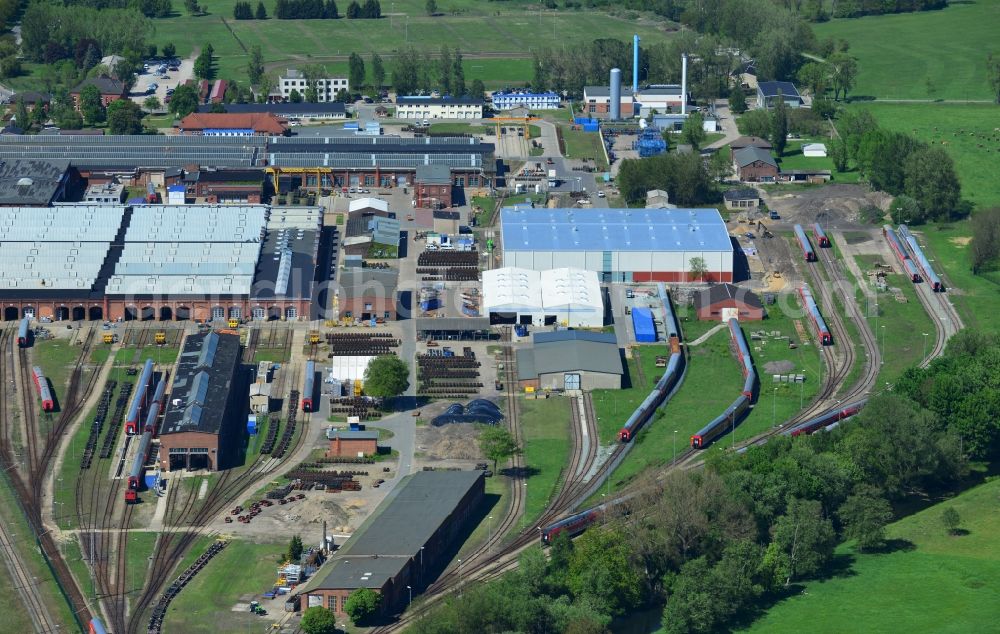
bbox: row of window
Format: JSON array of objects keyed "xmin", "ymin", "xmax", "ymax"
[{"xmin": 282, "ymin": 79, "xmax": 348, "ymax": 88}]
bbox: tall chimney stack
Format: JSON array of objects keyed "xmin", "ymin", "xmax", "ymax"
[
  {"xmin": 633, "ymin": 35, "xmax": 640, "ymax": 93},
  {"xmin": 610, "ymin": 68, "xmax": 622, "ymax": 120},
  {"xmin": 681, "ymin": 53, "xmax": 688, "ymax": 116}
]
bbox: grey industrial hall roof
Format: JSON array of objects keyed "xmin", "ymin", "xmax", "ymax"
[
  {"xmin": 415, "ymin": 164, "xmax": 451, "ymax": 184},
  {"xmin": 0, "ymin": 135, "xmax": 265, "ymax": 168},
  {"xmin": 584, "ymin": 85, "xmax": 635, "ymax": 98},
  {"xmin": 516, "ymin": 335, "xmax": 622, "ymax": 381},
  {"xmin": 305, "ymin": 471, "xmax": 483, "ymax": 591},
  {"xmin": 500, "ymin": 208, "xmax": 733, "ymax": 253},
  {"xmin": 338, "ymin": 268, "xmax": 398, "ymax": 299},
  {"xmin": 533, "ymin": 330, "xmax": 617, "ymax": 345},
  {"xmin": 251, "ymin": 218, "xmax": 321, "ymax": 300},
  {"xmin": 160, "ymin": 332, "xmax": 241, "ymax": 436},
  {"xmin": 0, "ymin": 159, "xmax": 70, "ymax": 205},
  {"xmin": 733, "ymin": 146, "xmax": 777, "ymax": 168},
  {"xmin": 693, "ymin": 283, "xmax": 763, "ymax": 310},
  {"xmin": 266, "ymin": 136, "xmax": 493, "ymax": 169}
]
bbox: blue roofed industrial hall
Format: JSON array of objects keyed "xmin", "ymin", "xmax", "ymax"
[{"xmin": 499, "ymin": 208, "xmax": 734, "ymax": 283}]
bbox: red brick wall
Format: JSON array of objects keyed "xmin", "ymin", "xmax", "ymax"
[
  {"xmin": 736, "ymin": 161, "xmax": 778, "ymax": 182},
  {"xmin": 632, "ymin": 271, "xmax": 734, "ymax": 283},
  {"xmin": 696, "ymin": 300, "xmax": 764, "ymax": 321},
  {"xmin": 327, "ymin": 437, "xmax": 378, "ymax": 457}
]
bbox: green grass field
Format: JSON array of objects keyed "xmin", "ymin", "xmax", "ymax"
[
  {"xmin": 744, "ymin": 476, "xmax": 1000, "ymax": 633},
  {"xmin": 855, "ymin": 255, "xmax": 935, "ymax": 381},
  {"xmin": 518, "ymin": 396, "xmax": 572, "ymax": 524},
  {"xmin": 777, "ymin": 140, "xmax": 861, "ymax": 184},
  {"xmin": 148, "ymin": 2, "xmax": 673, "ymax": 86},
  {"xmin": 813, "ymin": 0, "xmax": 999, "ymax": 100},
  {"xmin": 31, "ymin": 338, "xmax": 84, "ymax": 406},
  {"xmin": 853, "ymin": 103, "xmax": 1000, "ymax": 209},
  {"xmin": 163, "ymin": 539, "xmax": 287, "ymax": 633},
  {"xmin": 558, "ymin": 123, "xmax": 609, "ymax": 168},
  {"xmin": 113, "ymin": 345, "xmax": 181, "ymax": 368}
]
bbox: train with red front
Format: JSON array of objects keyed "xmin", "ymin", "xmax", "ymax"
[
  {"xmin": 302, "ymin": 360, "xmax": 315, "ymax": 412},
  {"xmin": 782, "ymin": 400, "xmax": 866, "ymax": 437},
  {"xmin": 618, "ymin": 283, "xmax": 683, "ymax": 442},
  {"xmin": 17, "ymin": 316, "xmax": 30, "ymax": 347},
  {"xmin": 32, "ymin": 366, "xmax": 54, "ymax": 412},
  {"xmin": 883, "ymin": 225, "xmax": 921, "ymax": 283},
  {"xmin": 812, "ymin": 223, "xmax": 830, "ymax": 248},
  {"xmin": 89, "ymin": 618, "xmax": 108, "ymax": 634},
  {"xmin": 690, "ymin": 318, "xmax": 756, "ymax": 449},
  {"xmin": 793, "ymin": 224, "xmax": 816, "ymax": 262},
  {"xmin": 798, "ymin": 283, "xmax": 832, "ymax": 345}
]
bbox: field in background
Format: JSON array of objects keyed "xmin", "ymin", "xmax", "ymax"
[
  {"xmin": 744, "ymin": 476, "xmax": 1000, "ymax": 633},
  {"xmin": 852, "ymin": 103, "xmax": 1000, "ymax": 209},
  {"xmin": 149, "ymin": 1, "xmax": 673, "ymax": 87},
  {"xmin": 814, "ymin": 0, "xmax": 998, "ymax": 100}
]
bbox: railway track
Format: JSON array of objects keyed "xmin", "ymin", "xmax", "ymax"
[{"xmin": 0, "ymin": 327, "xmax": 60, "ymax": 634}]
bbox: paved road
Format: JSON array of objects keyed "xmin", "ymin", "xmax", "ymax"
[{"xmin": 705, "ymin": 100, "xmax": 740, "ymax": 150}]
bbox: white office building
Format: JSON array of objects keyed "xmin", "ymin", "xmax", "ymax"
[
  {"xmin": 279, "ymin": 69, "xmax": 349, "ymax": 103},
  {"xmin": 395, "ymin": 96, "xmax": 484, "ymax": 120}
]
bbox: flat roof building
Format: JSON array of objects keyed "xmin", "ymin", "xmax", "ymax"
[
  {"xmin": 158, "ymin": 331, "xmax": 244, "ymax": 472},
  {"xmin": 491, "ymin": 90, "xmax": 560, "ymax": 110},
  {"xmin": 500, "ymin": 208, "xmax": 734, "ymax": 283},
  {"xmin": 516, "ymin": 330, "xmax": 623, "ymax": 391},
  {"xmin": 297, "ymin": 470, "xmax": 484, "ymax": 619},
  {"xmin": 483, "ymin": 267, "xmax": 603, "ymax": 328},
  {"xmin": 279, "ymin": 69, "xmax": 349, "ymax": 103},
  {"xmin": 395, "ymin": 96, "xmax": 484, "ymax": 120},
  {"xmin": 198, "ymin": 102, "xmax": 347, "ymax": 119}
]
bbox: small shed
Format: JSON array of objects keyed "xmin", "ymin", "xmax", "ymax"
[
  {"xmin": 802, "ymin": 143, "xmax": 828, "ymax": 158},
  {"xmin": 631, "ymin": 307, "xmax": 656, "ymax": 343},
  {"xmin": 326, "ymin": 429, "xmax": 379, "ymax": 457},
  {"xmin": 249, "ymin": 382, "xmax": 271, "ymax": 414}
]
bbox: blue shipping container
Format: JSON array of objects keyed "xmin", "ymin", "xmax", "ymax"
[
  {"xmin": 247, "ymin": 415, "xmax": 257, "ymax": 435},
  {"xmin": 631, "ymin": 307, "xmax": 656, "ymax": 343}
]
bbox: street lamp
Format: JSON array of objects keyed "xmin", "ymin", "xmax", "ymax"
[
  {"xmin": 922, "ymin": 332, "xmax": 929, "ymax": 359},
  {"xmin": 406, "ymin": 585, "xmax": 412, "ymax": 607},
  {"xmin": 487, "ymin": 515, "xmax": 494, "ymax": 553},
  {"xmin": 799, "ymin": 372, "xmax": 805, "ymax": 410},
  {"xmin": 672, "ymin": 430, "xmax": 677, "ymax": 463},
  {"xmin": 772, "ymin": 387, "xmax": 777, "ymax": 426},
  {"xmin": 880, "ymin": 325, "xmax": 886, "ymax": 365}
]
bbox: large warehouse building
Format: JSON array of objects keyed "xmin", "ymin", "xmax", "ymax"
[
  {"xmin": 158, "ymin": 331, "xmax": 243, "ymax": 472},
  {"xmin": 500, "ymin": 208, "xmax": 734, "ymax": 283},
  {"xmin": 0, "ymin": 204, "xmax": 324, "ymax": 322},
  {"xmin": 516, "ymin": 331, "xmax": 623, "ymax": 391},
  {"xmin": 482, "ymin": 267, "xmax": 604, "ymax": 327},
  {"xmin": 297, "ymin": 470, "xmax": 484, "ymax": 618}
]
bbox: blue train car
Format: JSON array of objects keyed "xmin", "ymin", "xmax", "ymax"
[
  {"xmin": 125, "ymin": 359, "xmax": 155, "ymax": 435},
  {"xmin": 89, "ymin": 618, "xmax": 108, "ymax": 634},
  {"xmin": 793, "ymin": 224, "xmax": 816, "ymax": 262},
  {"xmin": 903, "ymin": 234, "xmax": 943, "ymax": 292},
  {"xmin": 813, "ymin": 223, "xmax": 830, "ymax": 248},
  {"xmin": 798, "ymin": 283, "xmax": 832, "ymax": 345},
  {"xmin": 17, "ymin": 316, "xmax": 30, "ymax": 347}
]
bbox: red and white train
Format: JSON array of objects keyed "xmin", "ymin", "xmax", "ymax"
[
  {"xmin": 125, "ymin": 359, "xmax": 155, "ymax": 435},
  {"xmin": 32, "ymin": 366, "xmax": 54, "ymax": 412}
]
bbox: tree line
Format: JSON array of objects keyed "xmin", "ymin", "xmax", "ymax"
[
  {"xmin": 57, "ymin": 0, "xmax": 172, "ymax": 18},
  {"xmin": 830, "ymin": 0, "xmax": 947, "ymax": 19},
  {"xmin": 233, "ymin": 0, "xmax": 268, "ymax": 19},
  {"xmin": 274, "ymin": 0, "xmax": 338, "ymax": 18},
  {"xmin": 616, "ymin": 151, "xmax": 728, "ymax": 207},
  {"xmin": 409, "ymin": 327, "xmax": 993, "ymax": 633},
  {"xmin": 391, "ymin": 46, "xmax": 480, "ymax": 98}
]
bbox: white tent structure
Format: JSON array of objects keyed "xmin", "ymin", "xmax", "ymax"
[
  {"xmin": 540, "ymin": 268, "xmax": 603, "ymax": 327},
  {"xmin": 483, "ymin": 267, "xmax": 603, "ymax": 328}
]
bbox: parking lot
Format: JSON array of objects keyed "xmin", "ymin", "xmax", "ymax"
[{"xmin": 131, "ymin": 56, "xmax": 195, "ymax": 107}]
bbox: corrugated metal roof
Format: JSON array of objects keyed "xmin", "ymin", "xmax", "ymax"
[
  {"xmin": 126, "ymin": 205, "xmax": 267, "ymax": 242},
  {"xmin": 500, "ymin": 208, "xmax": 732, "ymax": 253},
  {"xmin": 516, "ymin": 336, "xmax": 622, "ymax": 380}
]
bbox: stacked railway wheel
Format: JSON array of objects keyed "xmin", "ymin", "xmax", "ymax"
[
  {"xmin": 417, "ymin": 348, "xmax": 483, "ymax": 398},
  {"xmin": 326, "ymin": 332, "xmax": 400, "ymax": 356},
  {"xmin": 416, "ymin": 250, "xmax": 480, "ymax": 283}
]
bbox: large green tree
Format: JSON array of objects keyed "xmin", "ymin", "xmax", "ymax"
[
  {"xmin": 371, "ymin": 52, "xmax": 385, "ymax": 91},
  {"xmin": 478, "ymin": 426, "xmax": 520, "ymax": 473},
  {"xmin": 681, "ymin": 112, "xmax": 706, "ymax": 150},
  {"xmin": 300, "ymin": 606, "xmax": 337, "ymax": 634},
  {"xmin": 770, "ymin": 96, "xmax": 788, "ymax": 157},
  {"xmin": 768, "ymin": 497, "xmax": 836, "ymax": 586},
  {"xmin": 247, "ymin": 45, "xmax": 264, "ymax": 86},
  {"xmin": 362, "ymin": 355, "xmax": 409, "ymax": 398},
  {"xmin": 167, "ymin": 83, "xmax": 199, "ymax": 118},
  {"xmin": 106, "ymin": 99, "xmax": 144, "ymax": 134},
  {"xmin": 78, "ymin": 84, "xmax": 106, "ymax": 125},
  {"xmin": 828, "ymin": 53, "xmax": 858, "ymax": 101},
  {"xmin": 567, "ymin": 529, "xmax": 643, "ymax": 616},
  {"xmin": 837, "ymin": 489, "xmax": 893, "ymax": 551},
  {"xmin": 194, "ymin": 44, "xmax": 214, "ymax": 80},
  {"xmin": 348, "ymin": 52, "xmax": 365, "ymax": 92},
  {"xmin": 344, "ymin": 588, "xmax": 380, "ymax": 625},
  {"xmin": 903, "ymin": 146, "xmax": 962, "ymax": 222}
]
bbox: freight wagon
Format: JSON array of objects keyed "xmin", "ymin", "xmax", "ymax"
[
  {"xmin": 32, "ymin": 366, "xmax": 54, "ymax": 412},
  {"xmin": 798, "ymin": 283, "xmax": 832, "ymax": 345},
  {"xmin": 793, "ymin": 224, "xmax": 816, "ymax": 262},
  {"xmin": 17, "ymin": 316, "xmax": 30, "ymax": 347},
  {"xmin": 301, "ymin": 360, "xmax": 315, "ymax": 412},
  {"xmin": 125, "ymin": 359, "xmax": 155, "ymax": 435}
]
